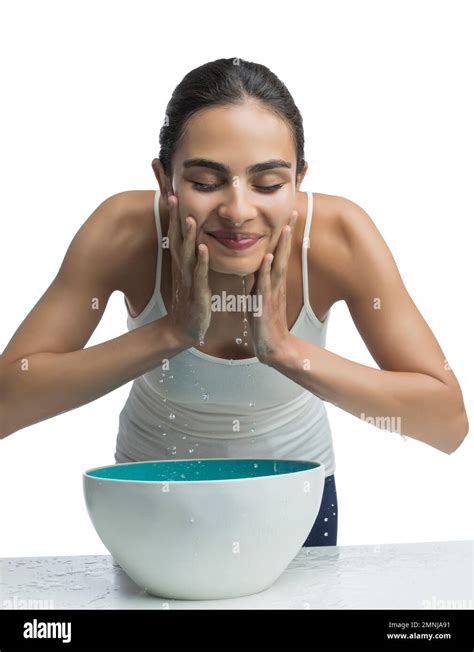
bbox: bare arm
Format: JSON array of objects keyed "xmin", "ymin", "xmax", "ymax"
[
  {"xmin": 0, "ymin": 192, "xmax": 189, "ymax": 438},
  {"xmin": 267, "ymin": 197, "xmax": 469, "ymax": 454}
]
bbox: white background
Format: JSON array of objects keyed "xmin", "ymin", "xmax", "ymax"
[{"xmin": 0, "ymin": 0, "xmax": 472, "ymax": 557}]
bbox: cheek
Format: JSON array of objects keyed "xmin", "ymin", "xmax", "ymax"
[
  {"xmin": 268, "ymin": 199, "xmax": 293, "ymax": 241},
  {"xmin": 175, "ymin": 191, "xmax": 209, "ymax": 238}
]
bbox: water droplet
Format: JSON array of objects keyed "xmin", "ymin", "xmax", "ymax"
[
  {"xmin": 244, "ymin": 342, "xmax": 248, "ymax": 346},
  {"xmin": 159, "ymin": 379, "xmax": 164, "ymax": 383},
  {"xmin": 324, "ymin": 532, "xmax": 328, "ymax": 536},
  {"xmin": 324, "ymin": 517, "xmax": 328, "ymax": 522},
  {"xmin": 202, "ymin": 393, "xmax": 209, "ymax": 401},
  {"xmin": 333, "ymin": 512, "xmax": 336, "ymax": 516},
  {"xmin": 189, "ymin": 448, "xmax": 194, "ymax": 453},
  {"xmin": 171, "ymin": 450, "xmax": 177, "ymax": 455},
  {"xmin": 253, "ymin": 463, "xmax": 259, "ymax": 468},
  {"xmin": 190, "ymin": 517, "xmax": 195, "ymax": 523},
  {"xmin": 161, "ymin": 432, "xmax": 167, "ymax": 437},
  {"xmin": 249, "ymin": 402, "xmax": 255, "ymax": 407},
  {"xmin": 235, "ymin": 337, "xmax": 242, "ymax": 344},
  {"xmin": 250, "ymin": 427, "xmax": 256, "ymax": 433},
  {"xmin": 243, "ymin": 331, "xmax": 247, "ymax": 337},
  {"xmin": 169, "ymin": 375, "xmax": 174, "ymax": 379},
  {"xmin": 199, "ymin": 340, "xmax": 205, "ymax": 346},
  {"xmin": 182, "ymin": 435, "xmax": 187, "ymax": 440},
  {"xmin": 169, "ymin": 413, "xmax": 176, "ymax": 420}
]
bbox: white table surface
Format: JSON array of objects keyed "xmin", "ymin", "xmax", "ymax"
[{"xmin": 1, "ymin": 540, "xmax": 472, "ymax": 610}]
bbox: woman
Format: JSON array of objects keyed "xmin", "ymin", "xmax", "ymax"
[{"xmin": 0, "ymin": 58, "xmax": 468, "ymax": 548}]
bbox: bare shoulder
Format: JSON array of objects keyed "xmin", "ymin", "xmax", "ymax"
[
  {"xmin": 308, "ymin": 192, "xmax": 392, "ymax": 303},
  {"xmin": 97, "ymin": 189, "xmax": 156, "ymax": 249},
  {"xmin": 306, "ymin": 192, "xmax": 353, "ymax": 304},
  {"xmin": 84, "ymin": 189, "xmax": 156, "ymax": 294}
]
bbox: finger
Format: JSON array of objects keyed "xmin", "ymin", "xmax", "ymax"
[
  {"xmin": 181, "ymin": 216, "xmax": 197, "ymax": 286},
  {"xmin": 194, "ymin": 243, "xmax": 209, "ymax": 290},
  {"xmin": 272, "ymin": 217, "xmax": 294, "ymax": 281},
  {"xmin": 167, "ymin": 195, "xmax": 182, "ymax": 264},
  {"xmin": 257, "ymin": 253, "xmax": 273, "ymax": 299}
]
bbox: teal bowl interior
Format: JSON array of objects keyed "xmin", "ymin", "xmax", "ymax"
[{"xmin": 85, "ymin": 458, "xmax": 321, "ymax": 482}]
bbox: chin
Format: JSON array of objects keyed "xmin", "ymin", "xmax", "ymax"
[{"xmin": 209, "ymin": 256, "xmax": 264, "ymax": 275}]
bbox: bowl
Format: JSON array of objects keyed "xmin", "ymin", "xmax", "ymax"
[{"xmin": 83, "ymin": 457, "xmax": 325, "ymax": 600}]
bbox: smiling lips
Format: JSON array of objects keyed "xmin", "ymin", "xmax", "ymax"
[{"xmin": 206, "ymin": 230, "xmax": 263, "ymax": 251}]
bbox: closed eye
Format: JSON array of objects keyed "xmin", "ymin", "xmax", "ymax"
[{"xmin": 192, "ymin": 182, "xmax": 285, "ymax": 193}]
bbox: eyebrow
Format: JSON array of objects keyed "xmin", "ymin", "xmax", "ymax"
[{"xmin": 182, "ymin": 158, "xmax": 292, "ymax": 175}]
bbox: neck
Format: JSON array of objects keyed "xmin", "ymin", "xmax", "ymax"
[{"xmin": 207, "ymin": 268, "xmax": 255, "ymax": 297}]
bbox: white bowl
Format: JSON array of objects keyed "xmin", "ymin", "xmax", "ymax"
[{"xmin": 83, "ymin": 458, "xmax": 325, "ymax": 600}]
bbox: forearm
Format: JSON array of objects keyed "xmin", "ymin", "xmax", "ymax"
[
  {"xmin": 268, "ymin": 334, "xmax": 468, "ymax": 454},
  {"xmin": 0, "ymin": 315, "xmax": 189, "ymax": 438}
]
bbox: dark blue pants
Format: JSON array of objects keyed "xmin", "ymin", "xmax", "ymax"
[{"xmin": 302, "ymin": 474, "xmax": 338, "ymax": 547}]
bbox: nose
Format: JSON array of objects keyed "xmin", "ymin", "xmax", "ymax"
[{"xmin": 216, "ymin": 188, "xmax": 259, "ymax": 227}]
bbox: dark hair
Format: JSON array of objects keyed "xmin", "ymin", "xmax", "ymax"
[{"xmin": 158, "ymin": 57, "xmax": 305, "ymax": 180}]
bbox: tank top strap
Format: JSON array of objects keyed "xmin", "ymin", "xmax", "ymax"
[
  {"xmin": 301, "ymin": 191, "xmax": 314, "ymax": 313},
  {"xmin": 154, "ymin": 189, "xmax": 163, "ymax": 244},
  {"xmin": 152, "ymin": 189, "xmax": 167, "ymax": 315}
]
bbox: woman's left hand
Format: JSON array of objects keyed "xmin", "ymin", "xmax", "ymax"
[{"xmin": 248, "ymin": 209, "xmax": 298, "ymax": 364}]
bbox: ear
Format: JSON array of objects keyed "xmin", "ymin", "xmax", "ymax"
[
  {"xmin": 295, "ymin": 160, "xmax": 308, "ymax": 191},
  {"xmin": 151, "ymin": 158, "xmax": 174, "ymax": 197}
]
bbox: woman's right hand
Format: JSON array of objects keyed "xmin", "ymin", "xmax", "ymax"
[{"xmin": 167, "ymin": 194, "xmax": 212, "ymax": 347}]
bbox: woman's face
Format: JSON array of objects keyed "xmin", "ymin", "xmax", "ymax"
[{"xmin": 164, "ymin": 101, "xmax": 306, "ymax": 275}]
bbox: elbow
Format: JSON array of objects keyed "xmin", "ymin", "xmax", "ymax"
[
  {"xmin": 0, "ymin": 401, "xmax": 14, "ymax": 440},
  {"xmin": 0, "ymin": 423, "xmax": 14, "ymax": 440},
  {"xmin": 443, "ymin": 410, "xmax": 469, "ymax": 455}
]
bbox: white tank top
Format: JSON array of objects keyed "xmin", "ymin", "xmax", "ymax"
[{"xmin": 115, "ymin": 190, "xmax": 336, "ymax": 477}]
